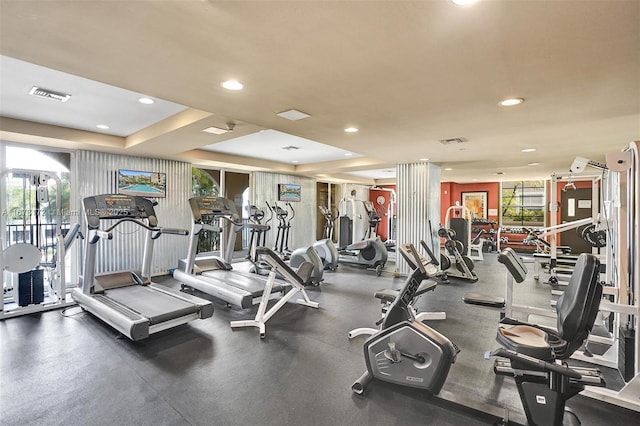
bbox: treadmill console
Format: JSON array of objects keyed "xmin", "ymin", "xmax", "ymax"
[
  {"xmin": 84, "ymin": 194, "xmax": 157, "ymax": 229},
  {"xmin": 189, "ymin": 196, "xmax": 238, "ymax": 221}
]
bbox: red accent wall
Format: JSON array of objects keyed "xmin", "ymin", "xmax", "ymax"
[
  {"xmin": 369, "ymin": 185, "xmax": 396, "ymax": 241},
  {"xmin": 440, "ymin": 182, "xmax": 500, "ymax": 225}
]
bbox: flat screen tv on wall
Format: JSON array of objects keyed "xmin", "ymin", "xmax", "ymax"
[
  {"xmin": 278, "ymin": 183, "xmax": 301, "ymax": 202},
  {"xmin": 118, "ymin": 169, "xmax": 167, "ymax": 198}
]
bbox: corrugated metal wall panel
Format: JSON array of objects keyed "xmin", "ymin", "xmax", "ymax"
[
  {"xmin": 252, "ymin": 172, "xmax": 317, "ymax": 249},
  {"xmin": 396, "ymin": 162, "xmax": 441, "ymax": 274},
  {"xmin": 76, "ymin": 150, "xmax": 191, "ymax": 275}
]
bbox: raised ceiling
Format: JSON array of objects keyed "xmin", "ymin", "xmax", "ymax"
[{"xmin": 0, "ymin": 0, "xmax": 638, "ymax": 184}]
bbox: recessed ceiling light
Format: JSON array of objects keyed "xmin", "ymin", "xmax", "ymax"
[
  {"xmin": 202, "ymin": 126, "xmax": 229, "ymax": 135},
  {"xmin": 96, "ymin": 124, "xmax": 109, "ymax": 130},
  {"xmin": 221, "ymin": 80, "xmax": 243, "ymax": 91},
  {"xmin": 138, "ymin": 97, "xmax": 155, "ymax": 105},
  {"xmin": 276, "ymin": 109, "xmax": 311, "ymax": 121},
  {"xmin": 344, "ymin": 127, "xmax": 359, "ymax": 133},
  {"xmin": 499, "ymin": 97, "xmax": 524, "ymax": 107},
  {"xmin": 419, "ymin": 158, "xmax": 429, "ymax": 161},
  {"xmin": 444, "ymin": 167, "xmax": 453, "ymax": 171},
  {"xmin": 344, "ymin": 153, "xmax": 353, "ymax": 156},
  {"xmin": 528, "ymin": 162, "xmax": 540, "ymax": 166},
  {"xmin": 521, "ymin": 148, "xmax": 536, "ymax": 153},
  {"xmin": 292, "ymin": 160, "xmax": 299, "ymax": 163}
]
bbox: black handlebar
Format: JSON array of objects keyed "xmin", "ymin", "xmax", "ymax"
[
  {"xmin": 491, "ymin": 348, "xmax": 582, "ymax": 379},
  {"xmin": 104, "ymin": 218, "xmax": 159, "ymax": 233}
]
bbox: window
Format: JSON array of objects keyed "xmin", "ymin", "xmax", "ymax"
[
  {"xmin": 192, "ymin": 167, "xmax": 219, "ymax": 196},
  {"xmin": 191, "ymin": 168, "xmax": 220, "ymax": 252},
  {"xmin": 501, "ymin": 180, "xmax": 545, "ymax": 226}
]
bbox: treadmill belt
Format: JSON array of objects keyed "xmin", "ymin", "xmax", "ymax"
[
  {"xmin": 106, "ymin": 286, "xmax": 198, "ymax": 325},
  {"xmin": 202, "ymin": 270, "xmax": 287, "ymax": 296}
]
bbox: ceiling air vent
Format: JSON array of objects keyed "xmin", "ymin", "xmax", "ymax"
[
  {"xmin": 282, "ymin": 146, "xmax": 300, "ymax": 151},
  {"xmin": 439, "ymin": 137, "xmax": 467, "ymax": 145},
  {"xmin": 28, "ymin": 86, "xmax": 71, "ymax": 102},
  {"xmin": 276, "ymin": 109, "xmax": 311, "ymax": 121}
]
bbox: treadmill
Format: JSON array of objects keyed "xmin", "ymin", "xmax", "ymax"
[
  {"xmin": 71, "ymin": 194, "xmax": 213, "ymax": 341},
  {"xmin": 173, "ymin": 196, "xmax": 291, "ymax": 309}
]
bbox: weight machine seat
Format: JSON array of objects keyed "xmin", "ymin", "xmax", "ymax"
[
  {"xmin": 496, "ymin": 253, "xmax": 602, "ymax": 362},
  {"xmin": 498, "ymin": 248, "xmax": 527, "ymax": 283},
  {"xmin": 462, "ymin": 293, "xmax": 505, "ymax": 308},
  {"xmin": 374, "ymin": 281, "xmax": 437, "ymax": 303}
]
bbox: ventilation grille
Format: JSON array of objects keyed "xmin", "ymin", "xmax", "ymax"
[
  {"xmin": 282, "ymin": 146, "xmax": 300, "ymax": 150},
  {"xmin": 28, "ymin": 86, "xmax": 71, "ymax": 102},
  {"xmin": 439, "ymin": 137, "xmax": 467, "ymax": 145}
]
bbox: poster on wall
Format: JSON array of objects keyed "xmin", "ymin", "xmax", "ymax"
[
  {"xmin": 118, "ymin": 169, "xmax": 167, "ymax": 198},
  {"xmin": 278, "ymin": 183, "xmax": 301, "ymax": 202},
  {"xmin": 461, "ymin": 191, "xmax": 487, "ymax": 220}
]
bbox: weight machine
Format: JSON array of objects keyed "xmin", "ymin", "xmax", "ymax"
[
  {"xmin": 575, "ymin": 143, "xmax": 640, "ymax": 412},
  {"xmin": 438, "ymin": 205, "xmax": 477, "ymax": 282},
  {"xmin": 1, "ymin": 169, "xmax": 80, "ymax": 319}
]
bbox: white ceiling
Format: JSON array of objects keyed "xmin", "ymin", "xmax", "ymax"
[
  {"xmin": 0, "ymin": 0, "xmax": 638, "ymax": 183},
  {"xmin": 200, "ymin": 129, "xmax": 364, "ymax": 165},
  {"xmin": 0, "ymin": 56, "xmax": 187, "ymax": 137},
  {"xmin": 345, "ymin": 168, "xmax": 397, "ymax": 180}
]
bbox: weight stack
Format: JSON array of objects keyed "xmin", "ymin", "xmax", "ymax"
[
  {"xmin": 18, "ymin": 269, "xmax": 45, "ymax": 306},
  {"xmin": 338, "ymin": 216, "xmax": 352, "ymax": 249},
  {"xmin": 618, "ymin": 326, "xmax": 636, "ymax": 382}
]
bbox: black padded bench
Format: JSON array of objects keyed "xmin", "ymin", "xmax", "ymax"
[
  {"xmin": 374, "ymin": 281, "xmax": 438, "ymax": 303},
  {"xmin": 463, "ymin": 247, "xmax": 529, "ymax": 310}
]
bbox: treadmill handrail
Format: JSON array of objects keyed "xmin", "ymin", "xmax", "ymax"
[
  {"xmin": 218, "ymin": 215, "xmax": 244, "ymax": 232},
  {"xmin": 103, "ymin": 217, "xmax": 160, "ymax": 234},
  {"xmin": 158, "ymin": 227, "xmax": 189, "ymax": 236}
]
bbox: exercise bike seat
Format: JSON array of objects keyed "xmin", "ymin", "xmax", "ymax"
[
  {"xmin": 496, "ymin": 253, "xmax": 602, "ymax": 362},
  {"xmin": 374, "ymin": 281, "xmax": 437, "ymax": 303}
]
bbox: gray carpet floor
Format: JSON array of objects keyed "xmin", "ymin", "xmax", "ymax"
[{"xmin": 1, "ymin": 252, "xmax": 637, "ymax": 425}]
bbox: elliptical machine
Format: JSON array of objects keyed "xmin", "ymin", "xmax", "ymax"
[
  {"xmin": 336, "ymin": 198, "xmax": 388, "ymax": 276},
  {"xmin": 268, "ymin": 202, "xmax": 293, "ymax": 259},
  {"xmin": 313, "ymin": 205, "xmax": 339, "ymax": 271}
]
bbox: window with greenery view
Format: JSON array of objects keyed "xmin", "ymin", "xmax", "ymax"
[
  {"xmin": 192, "ymin": 167, "xmax": 221, "ymax": 252},
  {"xmin": 192, "ymin": 167, "xmax": 220, "ymax": 197},
  {"xmin": 501, "ymin": 180, "xmax": 545, "ymax": 226}
]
